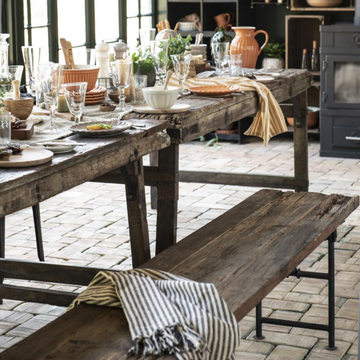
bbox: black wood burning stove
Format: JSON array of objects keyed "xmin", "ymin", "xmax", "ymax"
[{"xmin": 320, "ymin": 25, "xmax": 360, "ymax": 158}]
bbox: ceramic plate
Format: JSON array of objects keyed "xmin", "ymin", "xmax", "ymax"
[
  {"xmin": 31, "ymin": 140, "xmax": 78, "ymax": 154},
  {"xmin": 70, "ymin": 120, "xmax": 132, "ymax": 138},
  {"xmin": 254, "ymin": 75, "xmax": 275, "ymax": 82},
  {"xmin": 189, "ymin": 85, "xmax": 239, "ymax": 96},
  {"xmin": 132, "ymin": 103, "xmax": 190, "ymax": 114}
]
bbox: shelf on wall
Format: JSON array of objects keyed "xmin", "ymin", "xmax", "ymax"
[{"xmin": 178, "ymin": 30, "xmax": 234, "ymax": 38}]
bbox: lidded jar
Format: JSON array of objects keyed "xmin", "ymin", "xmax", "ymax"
[{"xmin": 113, "ymin": 40, "xmax": 130, "ymax": 60}]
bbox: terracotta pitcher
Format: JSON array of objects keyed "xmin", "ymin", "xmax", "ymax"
[{"xmin": 230, "ymin": 27, "xmax": 269, "ymax": 68}]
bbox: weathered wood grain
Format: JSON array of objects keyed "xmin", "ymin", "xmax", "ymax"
[{"xmin": 1, "ymin": 190, "xmax": 357, "ymax": 360}]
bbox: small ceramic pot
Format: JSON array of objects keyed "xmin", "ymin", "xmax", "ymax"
[{"xmin": 262, "ymin": 57, "xmax": 284, "ymax": 70}]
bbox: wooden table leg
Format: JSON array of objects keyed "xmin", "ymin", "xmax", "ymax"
[
  {"xmin": 123, "ymin": 158, "xmax": 150, "ymax": 268},
  {"xmin": 292, "ymin": 91, "xmax": 309, "ymax": 192},
  {"xmin": 156, "ymin": 143, "xmax": 179, "ymax": 255},
  {"xmin": 150, "ymin": 151, "xmax": 158, "ymax": 210}
]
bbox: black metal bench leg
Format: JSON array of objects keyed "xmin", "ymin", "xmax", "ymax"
[
  {"xmin": 254, "ymin": 302, "xmax": 265, "ymax": 340},
  {"xmin": 32, "ymin": 205, "xmax": 45, "ymax": 262},
  {"xmin": 327, "ymin": 231, "xmax": 337, "ymax": 350}
]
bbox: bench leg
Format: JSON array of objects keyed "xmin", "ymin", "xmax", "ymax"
[
  {"xmin": 122, "ymin": 160, "xmax": 151, "ymax": 268},
  {"xmin": 156, "ymin": 143, "xmax": 179, "ymax": 255},
  {"xmin": 32, "ymin": 205, "xmax": 45, "ymax": 262},
  {"xmin": 254, "ymin": 231, "xmax": 337, "ymax": 350},
  {"xmin": 254, "ymin": 302, "xmax": 265, "ymax": 340},
  {"xmin": 150, "ymin": 151, "xmax": 158, "ymax": 210}
]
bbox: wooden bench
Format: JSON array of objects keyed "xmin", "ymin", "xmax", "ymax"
[{"xmin": 0, "ymin": 189, "xmax": 357, "ymax": 360}]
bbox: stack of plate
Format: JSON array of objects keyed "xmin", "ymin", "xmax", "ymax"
[{"xmin": 85, "ymin": 86, "xmax": 107, "ymax": 106}]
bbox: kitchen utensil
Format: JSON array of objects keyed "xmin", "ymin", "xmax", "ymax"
[
  {"xmin": 37, "ymin": 63, "xmax": 62, "ymax": 133},
  {"xmin": 0, "ymin": 111, "xmax": 10, "ymax": 149},
  {"xmin": 60, "ymin": 38, "xmax": 71, "ymax": 69},
  {"xmin": 189, "ymin": 85, "xmax": 239, "ymax": 96},
  {"xmin": 170, "ymin": 55, "xmax": 191, "ymax": 95},
  {"xmin": 139, "ymin": 28, "xmax": 156, "ymax": 51},
  {"xmin": 133, "ymin": 74, "xmax": 147, "ymax": 104},
  {"xmin": 110, "ymin": 59, "xmax": 132, "ymax": 112},
  {"xmin": 163, "ymin": 70, "xmax": 173, "ymax": 90},
  {"xmin": 21, "ymin": 46, "xmax": 41, "ymax": 96},
  {"xmin": 61, "ymin": 82, "xmax": 87, "ymax": 124},
  {"xmin": 11, "ymin": 123, "xmax": 34, "ymax": 140},
  {"xmin": 228, "ymin": 54, "xmax": 243, "ymax": 77},
  {"xmin": 67, "ymin": 41, "xmax": 76, "ymax": 69},
  {"xmin": 3, "ymin": 96, "xmax": 34, "ymax": 120},
  {"xmin": 8, "ymin": 65, "xmax": 23, "ymax": 82},
  {"xmin": 0, "ymin": 34, "xmax": 11, "ymax": 95},
  {"xmin": 0, "ymin": 147, "xmax": 53, "ymax": 168},
  {"xmin": 62, "ymin": 65, "xmax": 100, "ymax": 91},
  {"xmin": 70, "ymin": 120, "xmax": 132, "ymax": 137},
  {"xmin": 142, "ymin": 86, "xmax": 178, "ymax": 110}
]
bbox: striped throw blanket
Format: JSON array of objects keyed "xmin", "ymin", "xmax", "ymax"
[
  {"xmin": 169, "ymin": 76, "xmax": 287, "ymax": 146},
  {"xmin": 70, "ymin": 269, "xmax": 240, "ymax": 359}
]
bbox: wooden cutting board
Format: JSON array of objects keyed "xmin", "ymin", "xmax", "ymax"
[
  {"xmin": 11, "ymin": 123, "xmax": 34, "ymax": 140},
  {"xmin": 0, "ymin": 147, "xmax": 53, "ymax": 168}
]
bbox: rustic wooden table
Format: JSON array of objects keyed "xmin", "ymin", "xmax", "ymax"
[
  {"xmin": 0, "ymin": 119, "xmax": 170, "ymax": 268},
  {"xmin": 98, "ymin": 69, "xmax": 312, "ymax": 255}
]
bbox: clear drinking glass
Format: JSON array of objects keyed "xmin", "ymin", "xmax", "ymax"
[
  {"xmin": 61, "ymin": 82, "xmax": 88, "ymax": 124},
  {"xmin": 0, "ymin": 111, "xmax": 11, "ymax": 149},
  {"xmin": 37, "ymin": 63, "xmax": 62, "ymax": 133},
  {"xmin": 133, "ymin": 74, "xmax": 147, "ymax": 104},
  {"xmin": 8, "ymin": 65, "xmax": 24, "ymax": 82},
  {"xmin": 139, "ymin": 28, "xmax": 156, "ymax": 51},
  {"xmin": 170, "ymin": 54, "xmax": 191, "ymax": 96},
  {"xmin": 22, "ymin": 46, "xmax": 41, "ymax": 95},
  {"xmin": 110, "ymin": 59, "xmax": 132, "ymax": 112},
  {"xmin": 150, "ymin": 39, "xmax": 169, "ymax": 86},
  {"xmin": 211, "ymin": 42, "xmax": 230, "ymax": 75},
  {"xmin": 228, "ymin": 54, "xmax": 243, "ymax": 77}
]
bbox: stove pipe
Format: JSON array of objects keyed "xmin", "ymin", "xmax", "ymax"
[{"xmin": 355, "ymin": 0, "xmax": 360, "ymax": 25}]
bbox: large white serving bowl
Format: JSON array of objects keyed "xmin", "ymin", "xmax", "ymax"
[{"xmin": 142, "ymin": 86, "xmax": 179, "ymax": 110}]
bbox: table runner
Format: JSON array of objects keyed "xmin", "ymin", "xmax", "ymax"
[
  {"xmin": 169, "ymin": 76, "xmax": 287, "ymax": 146},
  {"xmin": 70, "ymin": 269, "xmax": 240, "ymax": 359}
]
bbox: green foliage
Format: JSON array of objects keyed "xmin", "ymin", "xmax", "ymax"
[
  {"xmin": 263, "ymin": 41, "xmax": 285, "ymax": 59},
  {"xmin": 211, "ymin": 26, "xmax": 234, "ymax": 44},
  {"xmin": 131, "ymin": 49, "xmax": 155, "ymax": 74},
  {"xmin": 167, "ymin": 34, "xmax": 192, "ymax": 57}
]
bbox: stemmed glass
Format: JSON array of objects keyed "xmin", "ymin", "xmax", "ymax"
[
  {"xmin": 110, "ymin": 59, "xmax": 132, "ymax": 112},
  {"xmin": 139, "ymin": 28, "xmax": 156, "ymax": 52},
  {"xmin": 170, "ymin": 54, "xmax": 191, "ymax": 95},
  {"xmin": 61, "ymin": 82, "xmax": 87, "ymax": 124},
  {"xmin": 22, "ymin": 46, "xmax": 41, "ymax": 96},
  {"xmin": 37, "ymin": 63, "xmax": 62, "ymax": 133},
  {"xmin": 211, "ymin": 42, "xmax": 230, "ymax": 75},
  {"xmin": 150, "ymin": 39, "xmax": 169, "ymax": 86}
]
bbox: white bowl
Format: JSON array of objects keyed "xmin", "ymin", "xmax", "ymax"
[
  {"xmin": 142, "ymin": 86, "xmax": 179, "ymax": 110},
  {"xmin": 178, "ymin": 22, "xmax": 196, "ymax": 31}
]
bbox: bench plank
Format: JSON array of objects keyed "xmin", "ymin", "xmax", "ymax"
[{"xmin": 1, "ymin": 190, "xmax": 358, "ymax": 360}]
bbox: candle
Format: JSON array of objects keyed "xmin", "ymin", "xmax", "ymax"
[{"xmin": 57, "ymin": 94, "xmax": 68, "ymax": 112}]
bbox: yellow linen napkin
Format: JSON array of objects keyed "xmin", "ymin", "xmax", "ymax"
[{"xmin": 169, "ymin": 76, "xmax": 287, "ymax": 146}]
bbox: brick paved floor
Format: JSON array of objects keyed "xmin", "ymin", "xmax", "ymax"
[{"xmin": 0, "ymin": 136, "xmax": 359, "ymax": 359}]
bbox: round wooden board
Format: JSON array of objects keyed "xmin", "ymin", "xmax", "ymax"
[
  {"xmin": 132, "ymin": 103, "xmax": 191, "ymax": 114},
  {"xmin": 0, "ymin": 147, "xmax": 53, "ymax": 168}
]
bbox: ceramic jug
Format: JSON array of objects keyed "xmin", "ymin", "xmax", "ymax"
[{"xmin": 230, "ymin": 27, "xmax": 269, "ymax": 68}]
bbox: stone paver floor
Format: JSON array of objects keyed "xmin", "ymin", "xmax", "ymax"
[{"xmin": 0, "ymin": 136, "xmax": 359, "ymax": 359}]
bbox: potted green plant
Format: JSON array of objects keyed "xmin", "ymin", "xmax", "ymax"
[
  {"xmin": 262, "ymin": 41, "xmax": 285, "ymax": 69},
  {"xmin": 132, "ymin": 49, "xmax": 156, "ymax": 87}
]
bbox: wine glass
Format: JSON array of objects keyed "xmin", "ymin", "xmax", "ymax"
[
  {"xmin": 211, "ymin": 42, "xmax": 230, "ymax": 75},
  {"xmin": 37, "ymin": 63, "xmax": 62, "ymax": 133},
  {"xmin": 150, "ymin": 39, "xmax": 169, "ymax": 86},
  {"xmin": 110, "ymin": 59, "xmax": 132, "ymax": 112},
  {"xmin": 61, "ymin": 82, "xmax": 87, "ymax": 124},
  {"xmin": 170, "ymin": 54, "xmax": 191, "ymax": 95}
]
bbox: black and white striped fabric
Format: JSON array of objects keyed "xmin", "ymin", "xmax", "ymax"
[{"xmin": 70, "ymin": 269, "xmax": 240, "ymax": 359}]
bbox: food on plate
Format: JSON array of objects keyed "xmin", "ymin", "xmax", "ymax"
[
  {"xmin": 8, "ymin": 143, "xmax": 23, "ymax": 155},
  {"xmin": 86, "ymin": 123, "xmax": 113, "ymax": 131},
  {"xmin": 0, "ymin": 149, "xmax": 12, "ymax": 159}
]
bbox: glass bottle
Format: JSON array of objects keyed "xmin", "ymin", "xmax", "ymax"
[
  {"xmin": 0, "ymin": 34, "xmax": 12, "ymax": 97},
  {"xmin": 311, "ymin": 40, "xmax": 318, "ymax": 72},
  {"xmin": 301, "ymin": 49, "xmax": 308, "ymax": 70}
]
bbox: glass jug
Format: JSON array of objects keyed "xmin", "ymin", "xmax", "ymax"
[{"xmin": 0, "ymin": 34, "xmax": 11, "ymax": 97}]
